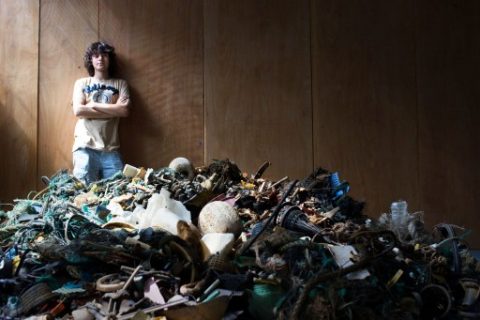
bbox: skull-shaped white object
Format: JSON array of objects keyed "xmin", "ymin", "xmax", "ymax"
[
  {"xmin": 198, "ymin": 201, "xmax": 241, "ymax": 236},
  {"xmin": 168, "ymin": 157, "xmax": 194, "ymax": 180}
]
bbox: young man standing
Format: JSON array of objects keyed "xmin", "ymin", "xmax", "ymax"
[{"xmin": 72, "ymin": 42, "xmax": 130, "ymax": 185}]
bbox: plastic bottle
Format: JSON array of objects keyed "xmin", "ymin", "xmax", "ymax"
[{"xmin": 391, "ymin": 200, "xmax": 408, "ymax": 228}]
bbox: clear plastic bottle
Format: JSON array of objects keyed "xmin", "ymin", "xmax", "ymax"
[{"xmin": 391, "ymin": 200, "xmax": 408, "ymax": 228}]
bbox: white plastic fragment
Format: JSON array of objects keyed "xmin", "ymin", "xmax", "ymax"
[
  {"xmin": 327, "ymin": 244, "xmax": 371, "ymax": 280},
  {"xmin": 200, "ymin": 233, "xmax": 235, "ymax": 261},
  {"xmin": 138, "ymin": 188, "xmax": 191, "ymax": 235},
  {"xmin": 123, "ymin": 164, "xmax": 141, "ymax": 178}
]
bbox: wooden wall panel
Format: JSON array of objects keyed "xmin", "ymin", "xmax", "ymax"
[
  {"xmin": 2, "ymin": 0, "xmax": 479, "ymax": 248},
  {"xmin": 204, "ymin": 0, "xmax": 312, "ymax": 179},
  {"xmin": 416, "ymin": 1, "xmax": 480, "ymax": 244},
  {"xmin": 312, "ymin": 1, "xmax": 419, "ymax": 218},
  {"xmin": 99, "ymin": 0, "xmax": 204, "ymax": 169},
  {"xmin": 0, "ymin": 0, "xmax": 39, "ymax": 201},
  {"xmin": 38, "ymin": 0, "xmax": 98, "ymax": 180}
]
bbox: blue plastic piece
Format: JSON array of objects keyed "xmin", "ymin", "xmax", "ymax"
[
  {"xmin": 5, "ymin": 247, "xmax": 17, "ymax": 260},
  {"xmin": 330, "ymin": 172, "xmax": 350, "ymax": 200},
  {"xmin": 330, "ymin": 172, "xmax": 344, "ymax": 197}
]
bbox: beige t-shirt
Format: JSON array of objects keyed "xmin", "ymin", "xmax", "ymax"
[{"xmin": 72, "ymin": 77, "xmax": 129, "ymax": 152}]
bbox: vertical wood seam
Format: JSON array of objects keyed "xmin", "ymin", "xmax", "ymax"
[
  {"xmin": 36, "ymin": 0, "xmax": 41, "ymax": 190},
  {"xmin": 97, "ymin": 0, "xmax": 100, "ymax": 40},
  {"xmin": 309, "ymin": 0, "xmax": 314, "ymax": 173},
  {"xmin": 203, "ymin": 0, "xmax": 207, "ymax": 166},
  {"xmin": 413, "ymin": 0, "xmax": 420, "ymax": 208}
]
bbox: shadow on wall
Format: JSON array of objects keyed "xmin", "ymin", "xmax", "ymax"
[
  {"xmin": 119, "ymin": 79, "xmax": 164, "ymax": 170},
  {"xmin": 0, "ymin": 101, "xmax": 36, "ymax": 203}
]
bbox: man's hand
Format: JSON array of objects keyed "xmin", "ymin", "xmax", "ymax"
[
  {"xmin": 73, "ymin": 100, "xmax": 111, "ymax": 119},
  {"xmin": 86, "ymin": 100, "xmax": 96, "ymax": 108},
  {"xmin": 91, "ymin": 95, "xmax": 130, "ymax": 117},
  {"xmin": 116, "ymin": 96, "xmax": 130, "ymax": 107}
]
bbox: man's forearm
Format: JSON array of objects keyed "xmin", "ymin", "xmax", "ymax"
[
  {"xmin": 91, "ymin": 102, "xmax": 129, "ymax": 117},
  {"xmin": 73, "ymin": 104, "xmax": 112, "ymax": 119}
]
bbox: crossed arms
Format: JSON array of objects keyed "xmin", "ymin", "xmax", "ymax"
[
  {"xmin": 73, "ymin": 96, "xmax": 130, "ymax": 119},
  {"xmin": 72, "ymin": 78, "xmax": 131, "ymax": 119}
]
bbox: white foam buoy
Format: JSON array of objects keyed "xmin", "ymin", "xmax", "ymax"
[{"xmin": 198, "ymin": 201, "xmax": 242, "ymax": 236}]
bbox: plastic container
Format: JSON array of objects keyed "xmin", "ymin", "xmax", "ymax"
[{"xmin": 391, "ymin": 200, "xmax": 408, "ymax": 227}]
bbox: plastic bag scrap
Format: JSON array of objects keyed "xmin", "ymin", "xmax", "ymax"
[{"xmin": 0, "ymin": 159, "xmax": 480, "ymax": 320}]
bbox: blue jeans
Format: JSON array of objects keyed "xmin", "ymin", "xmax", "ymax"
[{"xmin": 73, "ymin": 148, "xmax": 123, "ymax": 185}]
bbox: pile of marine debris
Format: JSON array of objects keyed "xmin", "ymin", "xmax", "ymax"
[{"xmin": 0, "ymin": 158, "xmax": 479, "ymax": 319}]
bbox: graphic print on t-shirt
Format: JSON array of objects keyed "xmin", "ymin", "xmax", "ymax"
[{"xmin": 83, "ymin": 83, "xmax": 119, "ymax": 103}]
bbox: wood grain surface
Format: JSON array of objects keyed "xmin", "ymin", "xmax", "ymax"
[
  {"xmin": 204, "ymin": 0, "xmax": 312, "ymax": 180},
  {"xmin": 38, "ymin": 0, "xmax": 98, "ymax": 181},
  {"xmin": 312, "ymin": 0, "xmax": 419, "ymax": 218},
  {"xmin": 99, "ymin": 0, "xmax": 204, "ymax": 169},
  {"xmin": 415, "ymin": 0, "xmax": 480, "ymax": 244},
  {"xmin": 0, "ymin": 0, "xmax": 39, "ymax": 201}
]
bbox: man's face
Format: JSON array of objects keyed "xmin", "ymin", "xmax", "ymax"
[{"xmin": 91, "ymin": 52, "xmax": 109, "ymax": 74}]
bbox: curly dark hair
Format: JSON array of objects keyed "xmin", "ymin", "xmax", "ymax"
[{"xmin": 84, "ymin": 41, "xmax": 117, "ymax": 77}]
